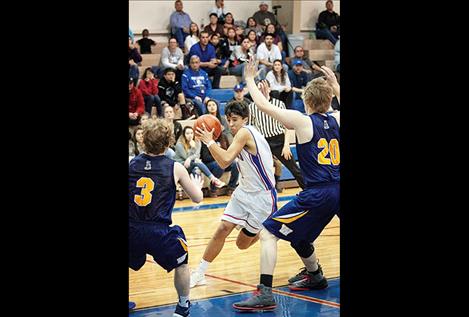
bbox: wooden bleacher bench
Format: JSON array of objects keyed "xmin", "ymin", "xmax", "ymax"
[
  {"xmin": 302, "ymin": 39, "xmax": 334, "ymax": 50},
  {"xmin": 140, "ymin": 54, "xmax": 161, "ymax": 67},
  {"xmin": 306, "ymin": 49, "xmax": 334, "ymax": 62},
  {"xmin": 220, "ymin": 75, "xmax": 241, "ymax": 88}
]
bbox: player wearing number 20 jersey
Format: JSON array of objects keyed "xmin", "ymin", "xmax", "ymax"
[
  {"xmin": 263, "ymin": 112, "xmax": 340, "ymax": 245},
  {"xmin": 129, "ymin": 154, "xmax": 188, "ymax": 272}
]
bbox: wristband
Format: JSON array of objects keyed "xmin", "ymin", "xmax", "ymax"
[{"xmin": 207, "ymin": 140, "xmax": 216, "ymax": 148}]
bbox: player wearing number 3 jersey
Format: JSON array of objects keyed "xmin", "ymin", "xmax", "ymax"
[{"xmin": 129, "ymin": 118, "xmax": 204, "ymax": 317}]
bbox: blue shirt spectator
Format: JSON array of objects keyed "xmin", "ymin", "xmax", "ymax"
[
  {"xmin": 181, "ymin": 55, "xmax": 212, "ymax": 115},
  {"xmin": 170, "ymin": 0, "xmax": 192, "ymax": 48}
]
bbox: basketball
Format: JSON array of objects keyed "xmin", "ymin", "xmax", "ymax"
[{"xmin": 194, "ymin": 114, "xmax": 223, "ymax": 140}]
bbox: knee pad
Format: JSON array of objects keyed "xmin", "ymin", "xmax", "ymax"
[
  {"xmin": 291, "ymin": 240, "xmax": 314, "ymax": 258},
  {"xmin": 241, "ymin": 227, "xmax": 257, "ymax": 237}
]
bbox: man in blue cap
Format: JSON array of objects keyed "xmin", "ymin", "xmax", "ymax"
[
  {"xmin": 287, "ymin": 60, "xmax": 309, "ymax": 113},
  {"xmin": 229, "ymin": 84, "xmax": 252, "ymax": 104}
]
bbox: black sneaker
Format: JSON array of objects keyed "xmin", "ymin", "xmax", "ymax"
[
  {"xmin": 232, "ymin": 284, "xmax": 276, "ymax": 312},
  {"xmin": 288, "ymin": 267, "xmax": 328, "ymax": 291},
  {"xmin": 173, "ymin": 300, "xmax": 191, "ymax": 317}
]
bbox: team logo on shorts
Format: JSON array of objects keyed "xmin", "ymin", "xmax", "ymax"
[{"xmin": 272, "ymin": 210, "xmax": 308, "ymax": 224}]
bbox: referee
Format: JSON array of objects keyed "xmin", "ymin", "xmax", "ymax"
[{"xmin": 248, "ymin": 80, "xmax": 305, "ymax": 190}]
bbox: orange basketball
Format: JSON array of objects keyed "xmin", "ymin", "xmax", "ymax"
[{"xmin": 194, "ymin": 114, "xmax": 223, "ymax": 140}]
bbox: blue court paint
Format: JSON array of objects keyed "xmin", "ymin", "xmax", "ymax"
[
  {"xmin": 129, "ymin": 278, "xmax": 339, "ymax": 317},
  {"xmin": 173, "ymin": 195, "xmax": 297, "ymax": 213}
]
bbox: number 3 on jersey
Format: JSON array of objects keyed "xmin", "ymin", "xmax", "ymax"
[
  {"xmin": 134, "ymin": 177, "xmax": 155, "ymax": 206},
  {"xmin": 317, "ymin": 138, "xmax": 340, "ymax": 165}
]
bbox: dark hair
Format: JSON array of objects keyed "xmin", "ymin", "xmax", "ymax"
[
  {"xmin": 189, "ymin": 22, "xmax": 200, "ymax": 37},
  {"xmin": 225, "ymin": 100, "xmax": 249, "ymax": 119},
  {"xmin": 163, "ymin": 67, "xmax": 176, "ymax": 75},
  {"xmin": 272, "ymin": 59, "xmax": 287, "ymax": 85},
  {"xmin": 224, "ymin": 12, "xmax": 234, "ymax": 23},
  {"xmin": 264, "ymin": 33, "xmax": 274, "ymax": 39},
  {"xmin": 141, "ymin": 67, "xmax": 154, "ymax": 80},
  {"xmin": 246, "ymin": 17, "xmax": 257, "ymax": 27},
  {"xmin": 142, "ymin": 29, "xmax": 149, "ymax": 35},
  {"xmin": 168, "ymin": 37, "xmax": 178, "ymax": 43},
  {"xmin": 205, "ymin": 99, "xmax": 223, "ymax": 122},
  {"xmin": 209, "ymin": 13, "xmax": 218, "ymax": 19},
  {"xmin": 247, "ymin": 30, "xmax": 258, "ymax": 42}
]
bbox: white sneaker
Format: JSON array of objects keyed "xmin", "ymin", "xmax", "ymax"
[
  {"xmin": 190, "ymin": 270, "xmax": 207, "ymax": 288},
  {"xmin": 211, "ymin": 178, "xmax": 226, "ymax": 188}
]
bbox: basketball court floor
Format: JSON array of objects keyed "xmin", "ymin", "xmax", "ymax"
[{"xmin": 129, "ymin": 187, "xmax": 340, "ymax": 316}]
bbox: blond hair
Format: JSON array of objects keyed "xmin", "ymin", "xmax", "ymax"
[
  {"xmin": 302, "ymin": 77, "xmax": 333, "ymax": 114},
  {"xmin": 142, "ymin": 118, "xmax": 173, "ymax": 155}
]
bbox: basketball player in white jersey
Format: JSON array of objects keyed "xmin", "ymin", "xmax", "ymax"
[{"xmin": 190, "ymin": 101, "xmax": 277, "ymax": 309}]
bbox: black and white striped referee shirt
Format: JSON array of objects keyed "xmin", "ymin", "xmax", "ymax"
[{"xmin": 248, "ymin": 98, "xmax": 286, "ymax": 138}]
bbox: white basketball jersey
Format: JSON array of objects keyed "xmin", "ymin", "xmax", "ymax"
[{"xmin": 236, "ymin": 125, "xmax": 275, "ymax": 192}]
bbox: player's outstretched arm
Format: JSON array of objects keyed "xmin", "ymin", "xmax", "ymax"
[
  {"xmin": 319, "ymin": 65, "xmax": 340, "ymax": 104},
  {"xmin": 244, "ymin": 57, "xmax": 310, "ymax": 130},
  {"xmin": 174, "ymin": 162, "xmax": 204, "ymax": 203},
  {"xmin": 195, "ymin": 124, "xmax": 249, "ymax": 169}
]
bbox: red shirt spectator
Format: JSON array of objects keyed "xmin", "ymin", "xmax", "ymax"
[
  {"xmin": 129, "ymin": 81, "xmax": 144, "ymax": 116},
  {"xmin": 138, "ymin": 77, "xmax": 159, "ymax": 96}
]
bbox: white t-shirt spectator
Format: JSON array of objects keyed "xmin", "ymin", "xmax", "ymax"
[
  {"xmin": 160, "ymin": 47, "xmax": 184, "ymax": 69},
  {"xmin": 256, "ymin": 43, "xmax": 282, "ymax": 64},
  {"xmin": 185, "ymin": 35, "xmax": 199, "ymax": 53},
  {"xmin": 266, "ymin": 70, "xmax": 291, "ymax": 93}
]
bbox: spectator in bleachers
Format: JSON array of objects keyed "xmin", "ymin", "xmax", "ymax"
[
  {"xmin": 234, "ymin": 24, "xmax": 245, "ymax": 42},
  {"xmin": 266, "ymin": 59, "xmax": 293, "ymax": 109},
  {"xmin": 210, "ymin": 33, "xmax": 230, "ymax": 75},
  {"xmin": 288, "ymin": 60, "xmax": 309, "ymax": 113},
  {"xmin": 129, "ymin": 77, "xmax": 145, "ymax": 127},
  {"xmin": 288, "ymin": 45, "xmax": 321, "ymax": 79},
  {"xmin": 159, "ymin": 37, "xmax": 185, "ymax": 81},
  {"xmin": 163, "ymin": 105, "xmax": 181, "ymax": 159},
  {"xmin": 200, "ymin": 132, "xmax": 239, "ymax": 197},
  {"xmin": 230, "ymin": 83, "xmax": 252, "ymax": 104},
  {"xmin": 334, "ymin": 39, "xmax": 340, "ymax": 73},
  {"xmin": 259, "ymin": 23, "xmax": 283, "ymax": 54},
  {"xmin": 184, "ymin": 22, "xmax": 200, "ymax": 54},
  {"xmin": 315, "ymin": 0, "xmax": 340, "ymax": 45},
  {"xmin": 182, "ymin": 55, "xmax": 212, "ymax": 116},
  {"xmin": 170, "ymin": 0, "xmax": 192, "ymax": 49},
  {"xmin": 158, "ymin": 68, "xmax": 186, "ymax": 120},
  {"xmin": 248, "ymin": 79, "xmax": 305, "ymax": 189},
  {"xmin": 136, "ymin": 29, "xmax": 156, "ymax": 54},
  {"xmin": 139, "ymin": 67, "xmax": 163, "ymax": 117},
  {"xmin": 225, "ymin": 27, "xmax": 240, "ymax": 59},
  {"xmin": 210, "ymin": 0, "xmax": 227, "ymax": 24},
  {"xmin": 140, "ymin": 112, "xmax": 150, "ymax": 126},
  {"xmin": 188, "ymin": 31, "xmax": 222, "ymax": 89},
  {"xmin": 204, "ymin": 13, "xmax": 225, "ymax": 38},
  {"xmin": 175, "ymin": 126, "xmax": 226, "ymax": 187},
  {"xmin": 228, "ymin": 37, "xmax": 251, "ymax": 82},
  {"xmin": 132, "ymin": 126, "xmax": 145, "ymax": 156},
  {"xmin": 246, "ymin": 30, "xmax": 259, "ymax": 55},
  {"xmin": 256, "ymin": 34, "xmax": 287, "ymax": 80},
  {"xmin": 253, "ymin": 1, "xmax": 289, "ymax": 57},
  {"xmin": 222, "ymin": 13, "xmax": 235, "ymax": 37},
  {"xmin": 244, "ymin": 17, "xmax": 263, "ymax": 38},
  {"xmin": 205, "ymin": 98, "xmax": 232, "ymax": 144},
  {"xmin": 129, "ymin": 37, "xmax": 142, "ymax": 83}
]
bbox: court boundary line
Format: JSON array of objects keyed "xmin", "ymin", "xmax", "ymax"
[
  {"xmin": 205, "ymin": 273, "xmax": 340, "ymax": 308},
  {"xmin": 130, "ymin": 277, "xmax": 340, "ymax": 312}
]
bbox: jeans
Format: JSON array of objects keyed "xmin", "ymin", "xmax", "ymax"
[
  {"xmin": 315, "ymin": 28, "xmax": 339, "ymax": 45},
  {"xmin": 173, "ymin": 28, "xmax": 189, "ymax": 49},
  {"xmin": 187, "ymin": 160, "xmax": 213, "ymax": 178},
  {"xmin": 129, "ymin": 65, "xmax": 139, "ymax": 82},
  {"xmin": 202, "ymin": 66, "xmax": 222, "ymax": 89},
  {"xmin": 205, "ymin": 160, "xmax": 239, "ymax": 191},
  {"xmin": 189, "ymin": 98, "xmax": 205, "ymax": 116},
  {"xmin": 143, "ymin": 94, "xmax": 162, "ymax": 116},
  {"xmin": 229, "ymin": 63, "xmax": 246, "ymax": 82}
]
